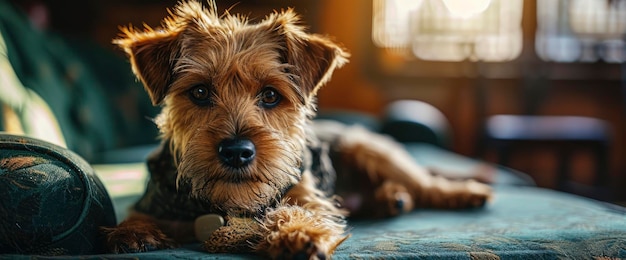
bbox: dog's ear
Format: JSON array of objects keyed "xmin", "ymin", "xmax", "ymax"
[
  {"xmin": 263, "ymin": 9, "xmax": 349, "ymax": 99},
  {"xmin": 114, "ymin": 28, "xmax": 180, "ymax": 105}
]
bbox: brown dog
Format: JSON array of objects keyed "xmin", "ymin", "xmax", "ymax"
[{"xmin": 104, "ymin": 1, "xmax": 492, "ymax": 259}]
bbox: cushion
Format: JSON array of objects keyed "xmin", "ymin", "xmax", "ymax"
[{"xmin": 0, "ymin": 134, "xmax": 116, "ymax": 255}]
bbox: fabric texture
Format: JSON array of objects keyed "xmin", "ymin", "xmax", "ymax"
[
  {"xmin": 0, "ymin": 22, "xmax": 65, "ymax": 148},
  {"xmin": 0, "ymin": 0, "xmax": 159, "ymax": 163},
  {"xmin": 339, "ymin": 186, "xmax": 626, "ymax": 259},
  {"xmin": 4, "ymin": 185, "xmax": 624, "ymax": 259},
  {"xmin": 0, "ymin": 134, "xmax": 116, "ymax": 255}
]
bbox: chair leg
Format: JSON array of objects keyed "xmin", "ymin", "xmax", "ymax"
[
  {"xmin": 594, "ymin": 143, "xmax": 609, "ymax": 187},
  {"xmin": 557, "ymin": 148, "xmax": 572, "ymax": 191},
  {"xmin": 497, "ymin": 143, "xmax": 511, "ymax": 168}
]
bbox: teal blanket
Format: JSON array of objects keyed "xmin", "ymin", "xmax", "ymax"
[
  {"xmin": 6, "ymin": 186, "xmax": 623, "ymax": 259},
  {"xmin": 341, "ymin": 186, "xmax": 626, "ymax": 259}
]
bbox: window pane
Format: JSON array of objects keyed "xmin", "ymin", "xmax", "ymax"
[
  {"xmin": 372, "ymin": 0, "xmax": 524, "ymax": 62},
  {"xmin": 536, "ymin": 0, "xmax": 626, "ymax": 63}
]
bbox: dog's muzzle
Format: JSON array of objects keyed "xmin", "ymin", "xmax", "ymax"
[{"xmin": 217, "ymin": 138, "xmax": 256, "ymax": 168}]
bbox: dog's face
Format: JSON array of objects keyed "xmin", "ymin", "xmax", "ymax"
[{"xmin": 114, "ymin": 1, "xmax": 347, "ymax": 215}]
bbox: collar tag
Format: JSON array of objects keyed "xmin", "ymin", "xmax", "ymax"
[{"xmin": 194, "ymin": 214, "xmax": 225, "ymax": 241}]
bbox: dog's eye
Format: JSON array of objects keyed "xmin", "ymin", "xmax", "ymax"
[
  {"xmin": 259, "ymin": 86, "xmax": 281, "ymax": 108},
  {"xmin": 189, "ymin": 84, "xmax": 212, "ymax": 106}
]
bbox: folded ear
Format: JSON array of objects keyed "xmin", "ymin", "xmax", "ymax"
[
  {"xmin": 113, "ymin": 27, "xmax": 180, "ymax": 105},
  {"xmin": 263, "ymin": 9, "xmax": 349, "ymax": 99}
]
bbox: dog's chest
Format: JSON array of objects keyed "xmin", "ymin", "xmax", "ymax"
[{"xmin": 133, "ymin": 141, "xmax": 214, "ymax": 220}]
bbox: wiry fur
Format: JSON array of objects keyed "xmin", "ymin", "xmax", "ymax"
[
  {"xmin": 105, "ymin": 1, "xmax": 492, "ymax": 259},
  {"xmin": 114, "ymin": 1, "xmax": 346, "ymax": 217}
]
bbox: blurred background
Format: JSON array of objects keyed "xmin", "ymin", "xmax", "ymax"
[{"xmin": 3, "ymin": 0, "xmax": 625, "ymax": 202}]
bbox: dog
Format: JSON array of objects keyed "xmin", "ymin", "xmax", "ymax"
[{"xmin": 103, "ymin": 1, "xmax": 492, "ymax": 259}]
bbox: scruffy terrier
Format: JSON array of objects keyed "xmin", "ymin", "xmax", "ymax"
[{"xmin": 104, "ymin": 1, "xmax": 492, "ymax": 259}]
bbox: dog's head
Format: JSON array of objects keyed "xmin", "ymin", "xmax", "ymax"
[{"xmin": 114, "ymin": 1, "xmax": 348, "ymax": 215}]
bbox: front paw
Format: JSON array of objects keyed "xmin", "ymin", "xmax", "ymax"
[
  {"xmin": 258, "ymin": 205, "xmax": 348, "ymax": 260},
  {"xmin": 102, "ymin": 223, "xmax": 177, "ymax": 253},
  {"xmin": 270, "ymin": 230, "xmax": 335, "ymax": 260},
  {"xmin": 375, "ymin": 181, "xmax": 414, "ymax": 217}
]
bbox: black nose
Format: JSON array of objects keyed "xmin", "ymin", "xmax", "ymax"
[{"xmin": 218, "ymin": 138, "xmax": 256, "ymax": 168}]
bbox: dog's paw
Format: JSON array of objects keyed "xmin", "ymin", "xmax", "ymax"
[
  {"xmin": 461, "ymin": 180, "xmax": 493, "ymax": 208},
  {"xmin": 272, "ymin": 230, "xmax": 331, "ymax": 260},
  {"xmin": 102, "ymin": 224, "xmax": 177, "ymax": 253},
  {"xmin": 434, "ymin": 179, "xmax": 493, "ymax": 209},
  {"xmin": 375, "ymin": 181, "xmax": 414, "ymax": 217},
  {"xmin": 257, "ymin": 205, "xmax": 347, "ymax": 260}
]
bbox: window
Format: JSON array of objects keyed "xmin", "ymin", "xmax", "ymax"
[
  {"xmin": 372, "ymin": 0, "xmax": 524, "ymax": 62},
  {"xmin": 536, "ymin": 0, "xmax": 626, "ymax": 63}
]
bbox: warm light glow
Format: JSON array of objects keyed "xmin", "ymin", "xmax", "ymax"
[
  {"xmin": 372, "ymin": 0, "xmax": 524, "ymax": 62},
  {"xmin": 442, "ymin": 0, "xmax": 492, "ymax": 18},
  {"xmin": 372, "ymin": 0, "xmax": 424, "ymax": 49},
  {"xmin": 569, "ymin": 0, "xmax": 626, "ymax": 38}
]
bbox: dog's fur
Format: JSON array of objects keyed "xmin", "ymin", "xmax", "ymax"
[{"xmin": 104, "ymin": 1, "xmax": 492, "ymax": 259}]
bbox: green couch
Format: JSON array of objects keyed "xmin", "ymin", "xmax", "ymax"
[{"xmin": 1, "ymin": 1, "xmax": 625, "ymax": 258}]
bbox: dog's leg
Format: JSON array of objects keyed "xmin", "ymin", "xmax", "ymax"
[
  {"xmin": 347, "ymin": 126, "xmax": 491, "ymax": 215},
  {"xmin": 102, "ymin": 212, "xmax": 177, "ymax": 253},
  {"xmin": 316, "ymin": 121, "xmax": 492, "ymax": 217},
  {"xmin": 253, "ymin": 171, "xmax": 348, "ymax": 260}
]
